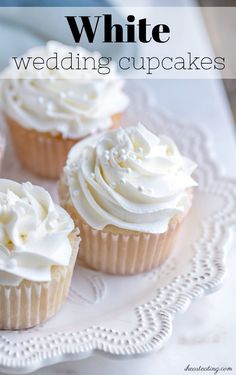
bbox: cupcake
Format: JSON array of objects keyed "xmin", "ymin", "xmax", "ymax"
[
  {"xmin": 0, "ymin": 179, "xmax": 80, "ymax": 330},
  {"xmin": 59, "ymin": 123, "xmax": 197, "ymax": 275},
  {"xmin": 1, "ymin": 41, "xmax": 129, "ymax": 179}
]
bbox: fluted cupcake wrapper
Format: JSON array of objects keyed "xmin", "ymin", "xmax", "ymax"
[
  {"xmin": 5, "ymin": 114, "xmax": 122, "ymax": 179},
  {"xmin": 59, "ymin": 181, "xmax": 183, "ymax": 275},
  {"xmin": 0, "ymin": 230, "xmax": 80, "ymax": 330},
  {"xmin": 77, "ymin": 219, "xmax": 180, "ymax": 275}
]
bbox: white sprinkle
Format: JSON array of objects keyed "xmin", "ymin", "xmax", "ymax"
[
  {"xmin": 104, "ymin": 154, "xmax": 110, "ymax": 161},
  {"xmin": 120, "ymin": 177, "xmax": 126, "ymax": 185},
  {"xmin": 137, "ymin": 146, "xmax": 143, "ymax": 153},
  {"xmin": 120, "ymin": 148, "xmax": 126, "ymax": 155},
  {"xmin": 113, "ymin": 150, "xmax": 118, "ymax": 157},
  {"xmin": 126, "ymin": 168, "xmax": 132, "ymax": 174},
  {"xmin": 138, "ymin": 185, "xmax": 144, "ymax": 192},
  {"xmin": 119, "ymin": 155, "xmax": 127, "ymax": 162},
  {"xmin": 91, "ymin": 173, "xmax": 95, "ymax": 179}
]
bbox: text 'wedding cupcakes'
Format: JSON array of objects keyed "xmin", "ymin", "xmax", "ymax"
[
  {"xmin": 1, "ymin": 41, "xmax": 129, "ymax": 179},
  {"xmin": 0, "ymin": 179, "xmax": 80, "ymax": 330},
  {"xmin": 59, "ymin": 123, "xmax": 197, "ymax": 275}
]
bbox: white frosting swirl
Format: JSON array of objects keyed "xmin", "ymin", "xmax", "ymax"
[
  {"xmin": 0, "ymin": 179, "xmax": 75, "ymax": 286},
  {"xmin": 1, "ymin": 41, "xmax": 129, "ymax": 139},
  {"xmin": 64, "ymin": 124, "xmax": 197, "ymax": 234}
]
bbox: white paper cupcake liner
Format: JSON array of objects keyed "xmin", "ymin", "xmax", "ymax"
[
  {"xmin": 5, "ymin": 114, "xmax": 122, "ymax": 179},
  {"xmin": 59, "ymin": 181, "xmax": 183, "ymax": 275},
  {"xmin": 0, "ymin": 230, "xmax": 79, "ymax": 330},
  {"xmin": 77, "ymin": 219, "xmax": 180, "ymax": 275}
]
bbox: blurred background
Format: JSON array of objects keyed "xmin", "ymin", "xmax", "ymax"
[{"xmin": 199, "ymin": 1, "xmax": 236, "ymax": 119}]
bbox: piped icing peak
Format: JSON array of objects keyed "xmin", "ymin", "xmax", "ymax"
[
  {"xmin": 64, "ymin": 123, "xmax": 197, "ymax": 234},
  {"xmin": 1, "ymin": 41, "xmax": 129, "ymax": 139},
  {"xmin": 0, "ymin": 179, "xmax": 75, "ymax": 286}
]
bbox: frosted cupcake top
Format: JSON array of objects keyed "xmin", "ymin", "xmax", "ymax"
[
  {"xmin": 1, "ymin": 41, "xmax": 129, "ymax": 139},
  {"xmin": 0, "ymin": 179, "xmax": 75, "ymax": 286},
  {"xmin": 64, "ymin": 123, "xmax": 197, "ymax": 234}
]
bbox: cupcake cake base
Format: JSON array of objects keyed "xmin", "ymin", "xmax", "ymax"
[
  {"xmin": 76, "ymin": 217, "xmax": 181, "ymax": 275},
  {"xmin": 5, "ymin": 114, "xmax": 122, "ymax": 180},
  {"xmin": 59, "ymin": 182, "xmax": 186, "ymax": 275}
]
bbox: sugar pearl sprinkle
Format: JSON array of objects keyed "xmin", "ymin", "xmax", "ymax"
[
  {"xmin": 120, "ymin": 177, "xmax": 126, "ymax": 185},
  {"xmin": 104, "ymin": 153, "xmax": 110, "ymax": 161},
  {"xmin": 116, "ymin": 148, "xmax": 128, "ymax": 162},
  {"xmin": 119, "ymin": 155, "xmax": 127, "ymax": 162}
]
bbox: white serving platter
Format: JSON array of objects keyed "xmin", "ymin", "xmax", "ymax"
[{"xmin": 0, "ymin": 85, "xmax": 235, "ymax": 374}]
